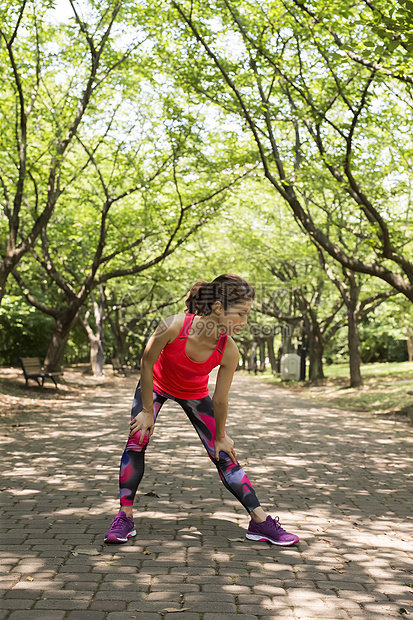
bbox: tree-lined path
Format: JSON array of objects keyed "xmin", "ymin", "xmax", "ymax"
[{"xmin": 1, "ymin": 372, "xmax": 412, "ymax": 619}]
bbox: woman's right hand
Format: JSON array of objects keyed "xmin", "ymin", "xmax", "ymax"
[
  {"xmin": 214, "ymin": 433, "xmax": 237, "ymax": 464},
  {"xmin": 130, "ymin": 410, "xmax": 155, "ymax": 444}
]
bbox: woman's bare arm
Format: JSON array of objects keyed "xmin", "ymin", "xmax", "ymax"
[{"xmin": 211, "ymin": 338, "xmax": 239, "ymax": 463}]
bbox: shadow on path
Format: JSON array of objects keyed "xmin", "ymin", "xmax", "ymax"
[{"xmin": 0, "ymin": 372, "xmax": 412, "ymax": 619}]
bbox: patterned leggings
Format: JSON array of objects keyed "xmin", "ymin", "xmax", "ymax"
[{"xmin": 119, "ymin": 382, "xmax": 261, "ymax": 513}]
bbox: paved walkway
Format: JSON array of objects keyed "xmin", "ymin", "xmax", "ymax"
[{"xmin": 1, "ymin": 372, "xmax": 412, "ymax": 620}]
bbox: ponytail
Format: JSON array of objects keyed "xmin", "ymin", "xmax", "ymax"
[
  {"xmin": 185, "ymin": 274, "xmax": 254, "ymax": 315},
  {"xmin": 185, "ymin": 280, "xmax": 211, "ymax": 314}
]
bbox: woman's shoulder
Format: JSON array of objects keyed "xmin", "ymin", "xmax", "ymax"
[
  {"xmin": 221, "ymin": 335, "xmax": 239, "ymax": 362},
  {"xmin": 157, "ymin": 313, "xmax": 187, "ymax": 344}
]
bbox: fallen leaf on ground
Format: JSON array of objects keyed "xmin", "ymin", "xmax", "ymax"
[
  {"xmin": 26, "ymin": 576, "xmax": 34, "ymax": 581},
  {"xmin": 71, "ymin": 548, "xmax": 101, "ymax": 556},
  {"xmin": 228, "ymin": 537, "xmax": 244, "ymax": 542},
  {"xmin": 143, "ymin": 551, "xmax": 151, "ymax": 555},
  {"xmin": 161, "ymin": 608, "xmax": 191, "ymax": 613},
  {"xmin": 144, "ymin": 491, "xmax": 159, "ymax": 497}
]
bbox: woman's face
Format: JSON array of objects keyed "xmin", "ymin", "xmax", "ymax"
[{"xmin": 217, "ymin": 299, "xmax": 253, "ymax": 336}]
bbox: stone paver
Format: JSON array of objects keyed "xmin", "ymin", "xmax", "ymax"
[{"xmin": 1, "ymin": 371, "xmax": 413, "ymax": 619}]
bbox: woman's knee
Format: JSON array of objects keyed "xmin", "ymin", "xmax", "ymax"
[{"xmin": 125, "ymin": 430, "xmax": 149, "ymax": 452}]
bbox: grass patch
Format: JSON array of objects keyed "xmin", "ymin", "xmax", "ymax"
[
  {"xmin": 245, "ymin": 361, "xmax": 413, "ymax": 425},
  {"xmin": 323, "ymin": 360, "xmax": 413, "ymax": 378}
]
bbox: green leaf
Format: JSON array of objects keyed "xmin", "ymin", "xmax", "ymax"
[{"xmin": 387, "ymin": 40, "xmax": 401, "ymax": 51}]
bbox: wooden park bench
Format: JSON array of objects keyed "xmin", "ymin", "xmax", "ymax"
[{"xmin": 19, "ymin": 357, "xmax": 60, "ymax": 388}]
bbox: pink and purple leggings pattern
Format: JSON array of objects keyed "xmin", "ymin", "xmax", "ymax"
[{"xmin": 119, "ymin": 382, "xmax": 261, "ymax": 514}]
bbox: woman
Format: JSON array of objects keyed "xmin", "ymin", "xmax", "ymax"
[{"xmin": 104, "ymin": 274, "xmax": 299, "ymax": 547}]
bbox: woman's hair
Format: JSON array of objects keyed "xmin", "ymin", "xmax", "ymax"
[{"xmin": 185, "ymin": 274, "xmax": 255, "ymax": 315}]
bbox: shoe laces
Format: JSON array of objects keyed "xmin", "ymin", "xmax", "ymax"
[
  {"xmin": 111, "ymin": 512, "xmax": 129, "ymax": 527},
  {"xmin": 271, "ymin": 516, "xmax": 287, "ymax": 534}
]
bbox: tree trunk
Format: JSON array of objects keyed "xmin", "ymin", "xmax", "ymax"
[
  {"xmin": 258, "ymin": 339, "xmax": 266, "ymax": 372},
  {"xmin": 110, "ymin": 309, "xmax": 127, "ymax": 363},
  {"xmin": 249, "ymin": 341, "xmax": 258, "ymax": 373},
  {"xmin": 114, "ymin": 333, "xmax": 127, "ymax": 363},
  {"xmin": 308, "ymin": 324, "xmax": 324, "ymax": 382},
  {"xmin": 90, "ymin": 336, "xmax": 104, "ymax": 376},
  {"xmin": 44, "ymin": 313, "xmax": 78, "ymax": 372},
  {"xmin": 93, "ymin": 286, "xmax": 105, "ymax": 376},
  {"xmin": 348, "ymin": 312, "xmax": 362, "ymax": 387},
  {"xmin": 276, "ymin": 343, "xmax": 283, "ymax": 374},
  {"xmin": 347, "ymin": 307, "xmax": 362, "ymax": 388},
  {"xmin": 238, "ymin": 340, "xmax": 251, "ymax": 371},
  {"xmin": 266, "ymin": 335, "xmax": 277, "ymax": 373},
  {"xmin": 0, "ymin": 257, "xmax": 15, "ymax": 306},
  {"xmin": 300, "ymin": 337, "xmax": 307, "ymax": 381},
  {"xmin": 345, "ymin": 276, "xmax": 363, "ymax": 387},
  {"xmin": 90, "ymin": 336, "xmax": 99, "ymax": 375},
  {"xmin": 407, "ymin": 327, "xmax": 413, "ymax": 362},
  {"xmin": 283, "ymin": 324, "xmax": 293, "ymax": 353},
  {"xmin": 81, "ymin": 287, "xmax": 106, "ymax": 376}
]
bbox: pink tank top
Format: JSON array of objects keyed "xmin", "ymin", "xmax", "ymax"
[{"xmin": 152, "ymin": 313, "xmax": 228, "ymax": 399}]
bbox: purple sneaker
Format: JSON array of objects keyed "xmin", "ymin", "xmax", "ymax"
[
  {"xmin": 246, "ymin": 515, "xmax": 299, "ymax": 546},
  {"xmin": 104, "ymin": 511, "xmax": 136, "ymax": 544}
]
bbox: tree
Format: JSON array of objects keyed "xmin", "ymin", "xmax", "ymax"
[
  {"xmin": 78, "ymin": 277, "xmax": 183, "ymax": 375},
  {"xmin": 193, "ymin": 174, "xmax": 400, "ymax": 383},
  {"xmin": 4, "ymin": 0, "xmax": 256, "ymax": 370},
  {"xmin": 13, "ymin": 146, "xmax": 245, "ymax": 370},
  {"xmin": 174, "ymin": 177, "xmax": 347, "ymax": 381},
  {"xmin": 77, "ymin": 285, "xmax": 106, "ymax": 376},
  {"xmin": 293, "ymin": 0, "xmax": 413, "ymax": 85},
  {"xmin": 0, "ymin": 0, "xmax": 145, "ymax": 303},
  {"xmin": 317, "ymin": 250, "xmax": 399, "ymax": 386},
  {"xmin": 0, "ymin": 291, "xmax": 54, "ymax": 364},
  {"xmin": 357, "ymin": 295, "xmax": 413, "ymax": 363},
  {"xmin": 155, "ymin": 0, "xmax": 413, "ymax": 303}
]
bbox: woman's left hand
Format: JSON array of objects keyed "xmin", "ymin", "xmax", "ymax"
[{"xmin": 214, "ymin": 434, "xmax": 237, "ymax": 464}]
